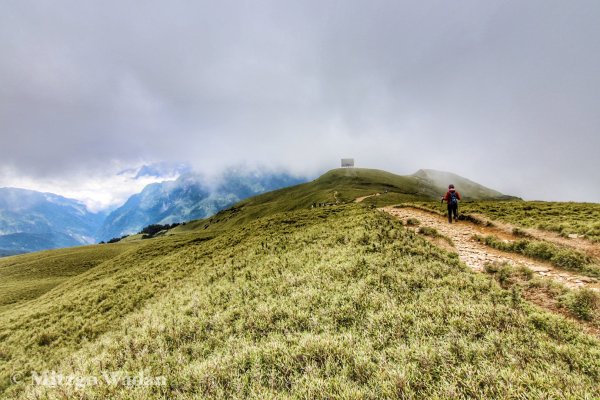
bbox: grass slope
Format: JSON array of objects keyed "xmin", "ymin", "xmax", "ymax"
[
  {"xmin": 2, "ymin": 205, "xmax": 599, "ymax": 399},
  {"xmin": 0, "ymin": 242, "xmax": 140, "ymax": 313}
]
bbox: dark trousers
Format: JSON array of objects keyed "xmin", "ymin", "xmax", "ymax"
[{"xmin": 448, "ymin": 203, "xmax": 458, "ymax": 223}]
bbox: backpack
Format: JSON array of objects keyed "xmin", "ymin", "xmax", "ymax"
[{"xmin": 449, "ymin": 191, "xmax": 458, "ymax": 206}]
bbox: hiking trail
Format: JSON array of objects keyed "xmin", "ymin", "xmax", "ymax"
[
  {"xmin": 354, "ymin": 193, "xmax": 380, "ymax": 203},
  {"xmin": 376, "ymin": 205, "xmax": 600, "ymax": 291}
]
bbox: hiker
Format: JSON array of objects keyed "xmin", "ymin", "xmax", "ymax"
[{"xmin": 441, "ymin": 184, "xmax": 461, "ymax": 223}]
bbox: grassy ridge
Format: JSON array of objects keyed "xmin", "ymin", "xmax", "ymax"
[
  {"xmin": 4, "ymin": 205, "xmax": 600, "ymax": 398},
  {"xmin": 177, "ymin": 168, "xmax": 511, "ymax": 234},
  {"xmin": 176, "ymin": 168, "xmax": 425, "ymax": 233}
]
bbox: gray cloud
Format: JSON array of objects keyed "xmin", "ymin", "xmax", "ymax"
[{"xmin": 1, "ymin": 0, "xmax": 599, "ymax": 201}]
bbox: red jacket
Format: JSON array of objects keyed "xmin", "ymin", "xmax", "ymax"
[{"xmin": 442, "ymin": 189, "xmax": 461, "ymax": 203}]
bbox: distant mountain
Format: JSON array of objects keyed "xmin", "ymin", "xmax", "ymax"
[
  {"xmin": 0, "ymin": 188, "xmax": 105, "ymax": 255},
  {"xmin": 410, "ymin": 169, "xmax": 516, "ymax": 200},
  {"xmin": 97, "ymin": 170, "xmax": 306, "ymax": 241},
  {"xmin": 118, "ymin": 161, "xmax": 193, "ymax": 180}
]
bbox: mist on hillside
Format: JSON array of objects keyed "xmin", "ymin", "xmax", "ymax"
[{"xmin": 0, "ymin": 1, "xmax": 599, "ymax": 202}]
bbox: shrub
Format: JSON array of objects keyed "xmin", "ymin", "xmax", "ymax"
[
  {"xmin": 561, "ymin": 289, "xmax": 599, "ymax": 321},
  {"xmin": 418, "ymin": 226, "xmax": 438, "ymax": 237},
  {"xmin": 406, "ymin": 218, "xmax": 420, "ymax": 226},
  {"xmin": 511, "ymin": 286, "xmax": 522, "ymax": 309},
  {"xmin": 357, "ymin": 233, "xmax": 370, "ymax": 245},
  {"xmin": 37, "ymin": 331, "xmax": 56, "ymax": 346},
  {"xmin": 550, "ymin": 249, "xmax": 587, "ymax": 271},
  {"xmin": 139, "ymin": 223, "xmax": 181, "ymax": 236},
  {"xmin": 512, "ymin": 240, "xmax": 529, "ymax": 252},
  {"xmin": 517, "ymin": 265, "xmax": 534, "ymax": 280},
  {"xmin": 523, "ymin": 241, "xmax": 554, "ymax": 261},
  {"xmin": 484, "ymin": 262, "xmax": 500, "ymax": 274},
  {"xmin": 498, "ymin": 267, "xmax": 513, "ymax": 286},
  {"xmin": 512, "ymin": 227, "xmax": 531, "ymax": 238}
]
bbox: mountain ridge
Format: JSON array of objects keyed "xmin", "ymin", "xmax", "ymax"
[
  {"xmin": 0, "ymin": 167, "xmax": 516, "ymax": 254},
  {"xmin": 177, "ymin": 167, "xmax": 517, "ymax": 233}
]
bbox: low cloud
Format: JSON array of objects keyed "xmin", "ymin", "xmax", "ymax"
[
  {"xmin": 0, "ymin": 163, "xmax": 182, "ymax": 212},
  {"xmin": 1, "ymin": 0, "xmax": 599, "ymax": 202}
]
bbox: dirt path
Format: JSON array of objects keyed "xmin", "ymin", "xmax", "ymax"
[
  {"xmin": 354, "ymin": 193, "xmax": 380, "ymax": 203},
  {"xmin": 381, "ymin": 206, "xmax": 600, "ymax": 291}
]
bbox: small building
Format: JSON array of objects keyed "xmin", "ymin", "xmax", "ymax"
[{"xmin": 341, "ymin": 158, "xmax": 354, "ymax": 168}]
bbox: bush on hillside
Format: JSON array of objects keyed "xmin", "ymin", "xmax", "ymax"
[
  {"xmin": 560, "ymin": 288, "xmax": 600, "ymax": 321},
  {"xmin": 418, "ymin": 226, "xmax": 439, "ymax": 237},
  {"xmin": 406, "ymin": 218, "xmax": 420, "ymax": 226},
  {"xmin": 107, "ymin": 235, "xmax": 129, "ymax": 244},
  {"xmin": 139, "ymin": 223, "xmax": 182, "ymax": 239}
]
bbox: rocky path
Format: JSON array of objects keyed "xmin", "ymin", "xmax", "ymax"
[{"xmin": 381, "ymin": 206, "xmax": 600, "ymax": 291}]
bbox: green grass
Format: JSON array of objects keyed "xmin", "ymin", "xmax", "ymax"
[
  {"xmin": 435, "ymin": 201, "xmax": 600, "ymax": 242},
  {"xmin": 484, "ymin": 261, "xmax": 599, "ymax": 325},
  {"xmin": 0, "ymin": 229, "xmax": 216, "ymax": 394},
  {"xmin": 418, "ymin": 226, "xmax": 454, "ymax": 246},
  {"xmin": 1, "ymin": 205, "xmax": 599, "ymax": 398},
  {"xmin": 0, "ymin": 242, "xmax": 140, "ymax": 312},
  {"xmin": 474, "ymin": 234, "xmax": 600, "ymax": 278}
]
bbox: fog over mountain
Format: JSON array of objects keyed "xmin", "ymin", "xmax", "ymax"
[
  {"xmin": 0, "ymin": 167, "xmax": 307, "ymax": 253},
  {"xmin": 1, "ymin": 1, "xmax": 599, "ymax": 202},
  {"xmin": 97, "ymin": 170, "xmax": 306, "ymax": 241}
]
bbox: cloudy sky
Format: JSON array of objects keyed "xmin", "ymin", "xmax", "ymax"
[{"xmin": 1, "ymin": 0, "xmax": 599, "ymax": 208}]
